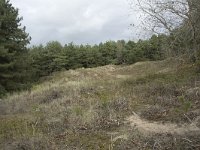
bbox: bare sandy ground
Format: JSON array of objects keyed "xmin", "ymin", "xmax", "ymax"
[{"xmin": 127, "ymin": 112, "xmax": 200, "ymax": 135}]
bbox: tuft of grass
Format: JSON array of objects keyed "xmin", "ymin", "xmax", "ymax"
[{"xmin": 0, "ymin": 117, "xmax": 40, "ymax": 140}]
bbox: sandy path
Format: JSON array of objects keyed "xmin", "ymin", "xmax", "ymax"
[{"xmin": 127, "ymin": 112, "xmax": 200, "ymax": 135}]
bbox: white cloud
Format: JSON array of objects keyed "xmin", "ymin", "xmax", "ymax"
[{"xmin": 11, "ymin": 0, "xmax": 140, "ymax": 45}]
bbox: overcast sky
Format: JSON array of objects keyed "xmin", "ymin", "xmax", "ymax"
[{"xmin": 11, "ymin": 0, "xmax": 141, "ymax": 45}]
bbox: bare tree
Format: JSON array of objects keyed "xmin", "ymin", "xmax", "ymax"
[
  {"xmin": 131, "ymin": 0, "xmax": 188, "ymax": 33},
  {"xmin": 131, "ymin": 0, "xmax": 200, "ymax": 58}
]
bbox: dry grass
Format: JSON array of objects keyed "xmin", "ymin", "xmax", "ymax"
[{"xmin": 0, "ymin": 57, "xmax": 200, "ymax": 149}]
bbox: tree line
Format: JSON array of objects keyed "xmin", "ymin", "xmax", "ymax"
[
  {"xmin": 0, "ymin": 35, "xmax": 166, "ymax": 97},
  {"xmin": 29, "ymin": 36, "xmax": 166, "ymax": 78}
]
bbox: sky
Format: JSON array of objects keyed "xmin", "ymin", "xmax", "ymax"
[{"xmin": 11, "ymin": 0, "xmax": 141, "ymax": 46}]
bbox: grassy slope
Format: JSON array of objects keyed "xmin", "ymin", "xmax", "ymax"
[{"xmin": 0, "ymin": 58, "xmax": 200, "ymax": 149}]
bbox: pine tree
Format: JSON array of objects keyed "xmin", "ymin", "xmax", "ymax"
[{"xmin": 0, "ymin": 0, "xmax": 30, "ymax": 96}]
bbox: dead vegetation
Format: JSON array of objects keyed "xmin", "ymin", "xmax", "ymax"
[{"xmin": 0, "ymin": 58, "xmax": 200, "ymax": 149}]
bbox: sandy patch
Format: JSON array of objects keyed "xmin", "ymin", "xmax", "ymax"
[{"xmin": 127, "ymin": 112, "xmax": 200, "ymax": 135}]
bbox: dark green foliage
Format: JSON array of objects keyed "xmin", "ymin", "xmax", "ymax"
[
  {"xmin": 27, "ymin": 35, "xmax": 165, "ymax": 81},
  {"xmin": 0, "ymin": 0, "xmax": 30, "ymax": 96},
  {"xmin": 144, "ymin": 35, "xmax": 164, "ymax": 60}
]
